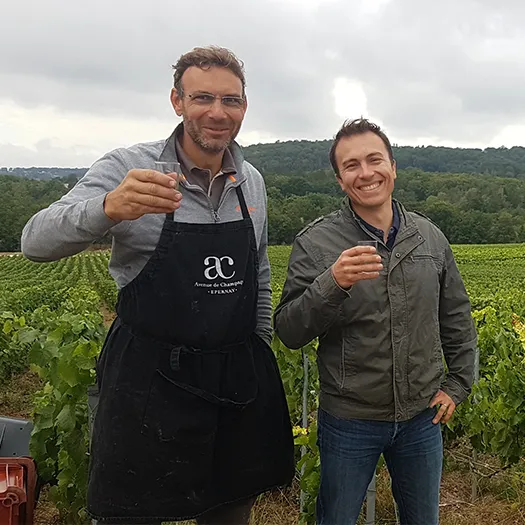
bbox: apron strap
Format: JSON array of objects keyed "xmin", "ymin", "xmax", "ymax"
[{"xmin": 235, "ymin": 186, "xmax": 250, "ymax": 219}]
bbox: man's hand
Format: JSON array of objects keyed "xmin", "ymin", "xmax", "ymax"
[
  {"xmin": 104, "ymin": 169, "xmax": 182, "ymax": 221},
  {"xmin": 331, "ymin": 246, "xmax": 383, "ymax": 289},
  {"xmin": 430, "ymin": 390, "xmax": 456, "ymax": 424}
]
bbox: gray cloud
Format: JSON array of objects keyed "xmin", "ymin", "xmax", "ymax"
[
  {"xmin": 311, "ymin": 0, "xmax": 525, "ymax": 143},
  {"xmin": 1, "ymin": 0, "xmax": 525, "ymax": 166}
]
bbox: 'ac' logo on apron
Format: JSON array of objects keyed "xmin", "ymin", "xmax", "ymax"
[{"xmin": 204, "ymin": 256, "xmax": 236, "ymax": 280}]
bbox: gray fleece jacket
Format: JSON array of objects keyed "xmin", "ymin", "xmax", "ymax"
[{"xmin": 21, "ymin": 127, "xmax": 272, "ymax": 344}]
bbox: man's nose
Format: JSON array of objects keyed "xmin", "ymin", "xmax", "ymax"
[
  {"xmin": 360, "ymin": 161, "xmax": 375, "ymax": 178},
  {"xmin": 208, "ymin": 98, "xmax": 227, "ymax": 119}
]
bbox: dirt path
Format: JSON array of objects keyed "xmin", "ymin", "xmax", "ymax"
[{"xmin": 100, "ymin": 303, "xmax": 116, "ymax": 327}]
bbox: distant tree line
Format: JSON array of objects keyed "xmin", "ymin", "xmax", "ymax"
[
  {"xmin": 2, "ymin": 163, "xmax": 525, "ymax": 250},
  {"xmin": 0, "ymin": 176, "xmax": 68, "ymax": 251},
  {"xmin": 5, "ymin": 140, "xmax": 525, "ymax": 182},
  {"xmin": 243, "ymin": 142, "xmax": 525, "ymax": 179},
  {"xmin": 1, "ymin": 167, "xmax": 86, "ymax": 182},
  {"xmin": 266, "ymin": 169, "xmax": 525, "ymax": 244}
]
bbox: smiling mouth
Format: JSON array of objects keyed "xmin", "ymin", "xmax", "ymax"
[{"xmin": 360, "ymin": 181, "xmax": 382, "ymax": 191}]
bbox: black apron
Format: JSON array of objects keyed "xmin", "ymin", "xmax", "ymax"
[{"xmin": 87, "ymin": 186, "xmax": 294, "ymax": 523}]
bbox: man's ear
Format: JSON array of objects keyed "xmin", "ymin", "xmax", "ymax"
[{"xmin": 171, "ymin": 88, "xmax": 183, "ymax": 117}]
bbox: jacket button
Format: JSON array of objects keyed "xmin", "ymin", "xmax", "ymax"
[
  {"xmin": 418, "ymin": 236, "xmax": 423, "ymax": 241},
  {"xmin": 395, "ymin": 253, "xmax": 401, "ymax": 258}
]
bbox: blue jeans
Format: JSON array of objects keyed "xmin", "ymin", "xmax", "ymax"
[{"xmin": 316, "ymin": 407, "xmax": 443, "ymax": 525}]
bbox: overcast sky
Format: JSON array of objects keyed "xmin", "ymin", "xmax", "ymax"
[{"xmin": 2, "ymin": 0, "xmax": 525, "ymax": 167}]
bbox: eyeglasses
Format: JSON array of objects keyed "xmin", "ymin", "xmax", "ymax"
[{"xmin": 182, "ymin": 91, "xmax": 245, "ymax": 109}]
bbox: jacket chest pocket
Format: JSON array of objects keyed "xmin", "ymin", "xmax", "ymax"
[
  {"xmin": 400, "ymin": 254, "xmax": 441, "ymax": 311},
  {"xmin": 399, "ymin": 253, "xmax": 442, "ymax": 376}
]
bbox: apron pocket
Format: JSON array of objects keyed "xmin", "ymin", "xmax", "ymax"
[
  {"xmin": 141, "ymin": 368, "xmax": 218, "ymax": 444},
  {"xmin": 161, "ymin": 343, "xmax": 258, "ymax": 407}
]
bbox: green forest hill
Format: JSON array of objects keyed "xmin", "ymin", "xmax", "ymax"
[
  {"xmin": 243, "ymin": 141, "xmax": 525, "ymax": 179},
  {"xmin": 5, "ymin": 142, "xmax": 525, "ymax": 181},
  {"xmin": 2, "ymin": 141, "xmax": 525, "ymax": 251}
]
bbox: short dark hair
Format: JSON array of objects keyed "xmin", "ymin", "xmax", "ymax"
[
  {"xmin": 329, "ymin": 118, "xmax": 394, "ymax": 176},
  {"xmin": 172, "ymin": 46, "xmax": 246, "ymax": 95}
]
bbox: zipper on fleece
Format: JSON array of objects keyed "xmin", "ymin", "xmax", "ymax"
[
  {"xmin": 213, "ymin": 180, "xmax": 243, "ymax": 223},
  {"xmin": 179, "ymin": 180, "xmax": 222, "ymax": 223}
]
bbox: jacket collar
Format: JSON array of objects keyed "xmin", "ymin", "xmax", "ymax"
[{"xmin": 341, "ymin": 197, "xmax": 420, "ymax": 242}]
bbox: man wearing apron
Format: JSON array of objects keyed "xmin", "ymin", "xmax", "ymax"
[{"xmin": 21, "ymin": 46, "xmax": 294, "ymax": 524}]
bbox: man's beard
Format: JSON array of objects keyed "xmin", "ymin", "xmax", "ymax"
[{"xmin": 185, "ymin": 120, "xmax": 238, "ymax": 154}]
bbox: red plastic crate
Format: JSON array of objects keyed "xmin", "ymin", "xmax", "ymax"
[
  {"xmin": 0, "ymin": 458, "xmax": 36, "ymax": 525},
  {"xmin": 0, "ymin": 462, "xmax": 26, "ymax": 525}
]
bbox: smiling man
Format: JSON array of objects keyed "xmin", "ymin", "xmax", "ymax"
[
  {"xmin": 274, "ymin": 118, "xmax": 477, "ymax": 525},
  {"xmin": 21, "ymin": 46, "xmax": 294, "ymax": 525}
]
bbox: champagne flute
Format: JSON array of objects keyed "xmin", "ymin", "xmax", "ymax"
[
  {"xmin": 357, "ymin": 240, "xmax": 380, "ymax": 275},
  {"xmin": 154, "ymin": 161, "xmax": 182, "ymax": 191}
]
